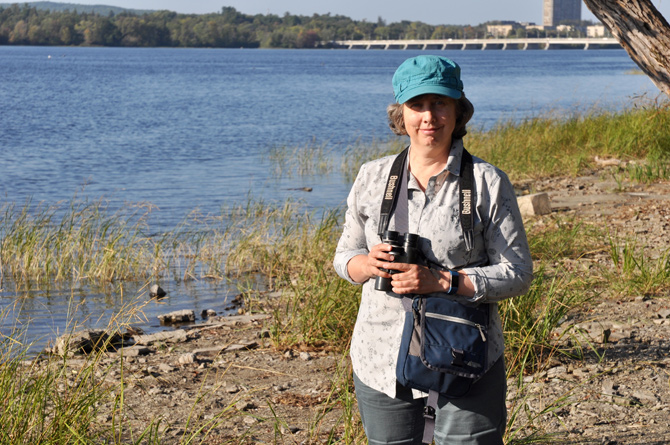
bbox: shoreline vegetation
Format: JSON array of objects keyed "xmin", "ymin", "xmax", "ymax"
[
  {"xmin": 0, "ymin": 3, "xmax": 597, "ymax": 48},
  {"xmin": 2, "ymin": 102, "xmax": 670, "ymax": 443}
]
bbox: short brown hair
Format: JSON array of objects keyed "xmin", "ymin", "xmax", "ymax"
[{"xmin": 387, "ymin": 94, "xmax": 475, "ymax": 140}]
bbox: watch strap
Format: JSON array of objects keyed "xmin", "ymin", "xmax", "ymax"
[{"xmin": 446, "ymin": 270, "xmax": 459, "ymax": 295}]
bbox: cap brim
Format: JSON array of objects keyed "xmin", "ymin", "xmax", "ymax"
[{"xmin": 396, "ymin": 85, "xmax": 462, "ymax": 104}]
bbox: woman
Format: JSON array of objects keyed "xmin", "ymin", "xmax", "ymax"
[{"xmin": 333, "ymin": 55, "xmax": 533, "ymax": 444}]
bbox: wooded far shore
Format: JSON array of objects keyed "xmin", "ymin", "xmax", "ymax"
[{"xmin": 0, "ymin": 3, "xmax": 598, "ymax": 48}]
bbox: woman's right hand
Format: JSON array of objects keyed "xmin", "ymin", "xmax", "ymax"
[{"xmin": 346, "ymin": 243, "xmax": 396, "ymax": 284}]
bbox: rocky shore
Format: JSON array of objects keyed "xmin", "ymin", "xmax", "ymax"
[{"xmin": 32, "ymin": 164, "xmax": 670, "ymax": 444}]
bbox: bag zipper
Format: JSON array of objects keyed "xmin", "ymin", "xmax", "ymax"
[{"xmin": 425, "ymin": 312, "xmax": 487, "ymax": 342}]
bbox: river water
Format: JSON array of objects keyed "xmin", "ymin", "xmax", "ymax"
[{"xmin": 0, "ymin": 46, "xmax": 661, "ymax": 352}]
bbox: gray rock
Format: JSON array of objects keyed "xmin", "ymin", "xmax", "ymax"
[
  {"xmin": 572, "ymin": 367, "xmax": 592, "ymax": 379},
  {"xmin": 225, "ymin": 384, "xmax": 240, "ymax": 393},
  {"xmin": 236, "ymin": 401, "xmax": 256, "ymax": 411},
  {"xmin": 573, "ymin": 321, "xmax": 633, "ymax": 344},
  {"xmin": 518, "ymin": 193, "xmax": 552, "ymax": 218},
  {"xmin": 49, "ymin": 330, "xmax": 124, "ymax": 356},
  {"xmin": 602, "ymin": 380, "xmax": 618, "ymax": 396},
  {"xmin": 178, "ymin": 353, "xmax": 196, "ymax": 364},
  {"xmin": 150, "ymin": 284, "xmax": 167, "ymax": 298},
  {"xmin": 120, "ymin": 346, "xmax": 153, "ymax": 357},
  {"xmin": 133, "ymin": 330, "xmax": 189, "ymax": 346},
  {"xmin": 201, "ymin": 309, "xmax": 217, "ymax": 318},
  {"xmin": 657, "ymin": 309, "xmax": 670, "ymax": 319},
  {"xmin": 159, "ymin": 363, "xmax": 175, "ymax": 373},
  {"xmin": 157, "ymin": 310, "xmax": 196, "ymax": 324},
  {"xmin": 632, "ymin": 389, "xmax": 658, "ymax": 403},
  {"xmin": 547, "ymin": 365, "xmax": 567, "ymax": 379},
  {"xmin": 224, "ymin": 341, "xmax": 258, "ymax": 352},
  {"xmin": 280, "ymin": 425, "xmax": 301, "ymax": 434}
]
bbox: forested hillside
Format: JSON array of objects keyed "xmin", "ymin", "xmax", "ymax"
[{"xmin": 0, "ymin": 1, "xmax": 152, "ymax": 15}]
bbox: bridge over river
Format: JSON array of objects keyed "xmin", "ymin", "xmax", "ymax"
[{"xmin": 329, "ymin": 37, "xmax": 621, "ymax": 50}]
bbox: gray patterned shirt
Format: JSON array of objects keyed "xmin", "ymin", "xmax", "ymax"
[{"xmin": 333, "ymin": 139, "xmax": 533, "ymax": 398}]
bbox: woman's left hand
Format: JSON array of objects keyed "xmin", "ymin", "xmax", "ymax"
[{"xmin": 387, "ymin": 263, "xmax": 444, "ymax": 295}]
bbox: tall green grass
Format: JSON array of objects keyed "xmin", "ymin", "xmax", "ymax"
[
  {"xmin": 466, "ymin": 99, "xmax": 670, "ymax": 180},
  {"xmin": 0, "ymin": 198, "xmax": 155, "ymax": 285},
  {"xmin": 606, "ymin": 233, "xmax": 670, "ymax": 297},
  {"xmin": 0, "ymin": 342, "xmax": 105, "ymax": 443}
]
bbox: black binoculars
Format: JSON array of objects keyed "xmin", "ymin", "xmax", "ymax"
[{"xmin": 374, "ymin": 230, "xmax": 422, "ymax": 292}]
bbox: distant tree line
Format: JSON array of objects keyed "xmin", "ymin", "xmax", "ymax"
[
  {"xmin": 0, "ymin": 4, "xmax": 602, "ymax": 48},
  {"xmin": 0, "ymin": 4, "xmax": 495, "ymax": 48}
]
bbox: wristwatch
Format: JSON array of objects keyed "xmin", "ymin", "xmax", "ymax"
[{"xmin": 446, "ymin": 270, "xmax": 459, "ymax": 295}]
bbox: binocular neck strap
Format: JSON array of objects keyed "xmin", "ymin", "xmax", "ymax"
[
  {"xmin": 460, "ymin": 149, "xmax": 475, "ymax": 252},
  {"xmin": 378, "ymin": 146, "xmax": 409, "ymax": 238},
  {"xmin": 378, "ymin": 144, "xmax": 475, "ymax": 252}
]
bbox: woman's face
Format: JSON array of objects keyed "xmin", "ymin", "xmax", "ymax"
[{"xmin": 402, "ymin": 94, "xmax": 457, "ymax": 151}]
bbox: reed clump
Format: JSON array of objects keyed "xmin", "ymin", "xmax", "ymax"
[
  {"xmin": 267, "ymin": 140, "xmax": 333, "ymax": 178},
  {"xmin": 0, "ymin": 198, "xmax": 156, "ymax": 285}
]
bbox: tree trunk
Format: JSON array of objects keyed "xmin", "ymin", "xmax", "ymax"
[{"xmin": 583, "ymin": 0, "xmax": 670, "ymax": 97}]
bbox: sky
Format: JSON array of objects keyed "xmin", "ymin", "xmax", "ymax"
[{"xmin": 48, "ymin": 0, "xmax": 670, "ymax": 26}]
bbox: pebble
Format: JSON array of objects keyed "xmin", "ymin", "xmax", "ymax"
[
  {"xmin": 201, "ymin": 309, "xmax": 217, "ymax": 318},
  {"xmin": 280, "ymin": 425, "xmax": 301, "ymax": 434},
  {"xmin": 547, "ymin": 365, "xmax": 567, "ymax": 378},
  {"xmin": 225, "ymin": 384, "xmax": 240, "ymax": 393},
  {"xmin": 159, "ymin": 363, "xmax": 175, "ymax": 373},
  {"xmin": 243, "ymin": 416, "xmax": 257, "ymax": 425},
  {"xmin": 178, "ymin": 353, "xmax": 196, "ymax": 364},
  {"xmin": 236, "ymin": 401, "xmax": 256, "ymax": 411}
]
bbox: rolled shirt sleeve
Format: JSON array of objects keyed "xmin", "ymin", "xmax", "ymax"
[
  {"xmin": 460, "ymin": 168, "xmax": 533, "ymax": 303},
  {"xmin": 333, "ymin": 164, "xmax": 371, "ymax": 284}
]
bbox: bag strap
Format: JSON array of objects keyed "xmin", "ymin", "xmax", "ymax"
[
  {"xmin": 378, "ymin": 144, "xmax": 475, "ymax": 251},
  {"xmin": 422, "ymin": 390, "xmax": 440, "ymax": 444}
]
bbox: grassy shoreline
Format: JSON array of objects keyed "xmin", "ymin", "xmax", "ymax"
[{"xmin": 1, "ymin": 102, "xmax": 669, "ymax": 443}]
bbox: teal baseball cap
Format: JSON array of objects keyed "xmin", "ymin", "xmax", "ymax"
[{"xmin": 392, "ymin": 55, "xmax": 463, "ymax": 104}]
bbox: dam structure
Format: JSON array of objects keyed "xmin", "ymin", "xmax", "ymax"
[{"xmin": 328, "ymin": 37, "xmax": 621, "ymax": 50}]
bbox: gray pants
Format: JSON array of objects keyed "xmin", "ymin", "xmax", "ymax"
[{"xmin": 353, "ymin": 358, "xmax": 507, "ymax": 445}]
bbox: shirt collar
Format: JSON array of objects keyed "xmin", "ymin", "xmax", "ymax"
[
  {"xmin": 446, "ymin": 138, "xmax": 465, "ymax": 177},
  {"xmin": 406, "ymin": 139, "xmax": 465, "ymax": 191}
]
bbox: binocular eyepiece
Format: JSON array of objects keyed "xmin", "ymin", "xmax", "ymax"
[{"xmin": 374, "ymin": 230, "xmax": 421, "ymax": 292}]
